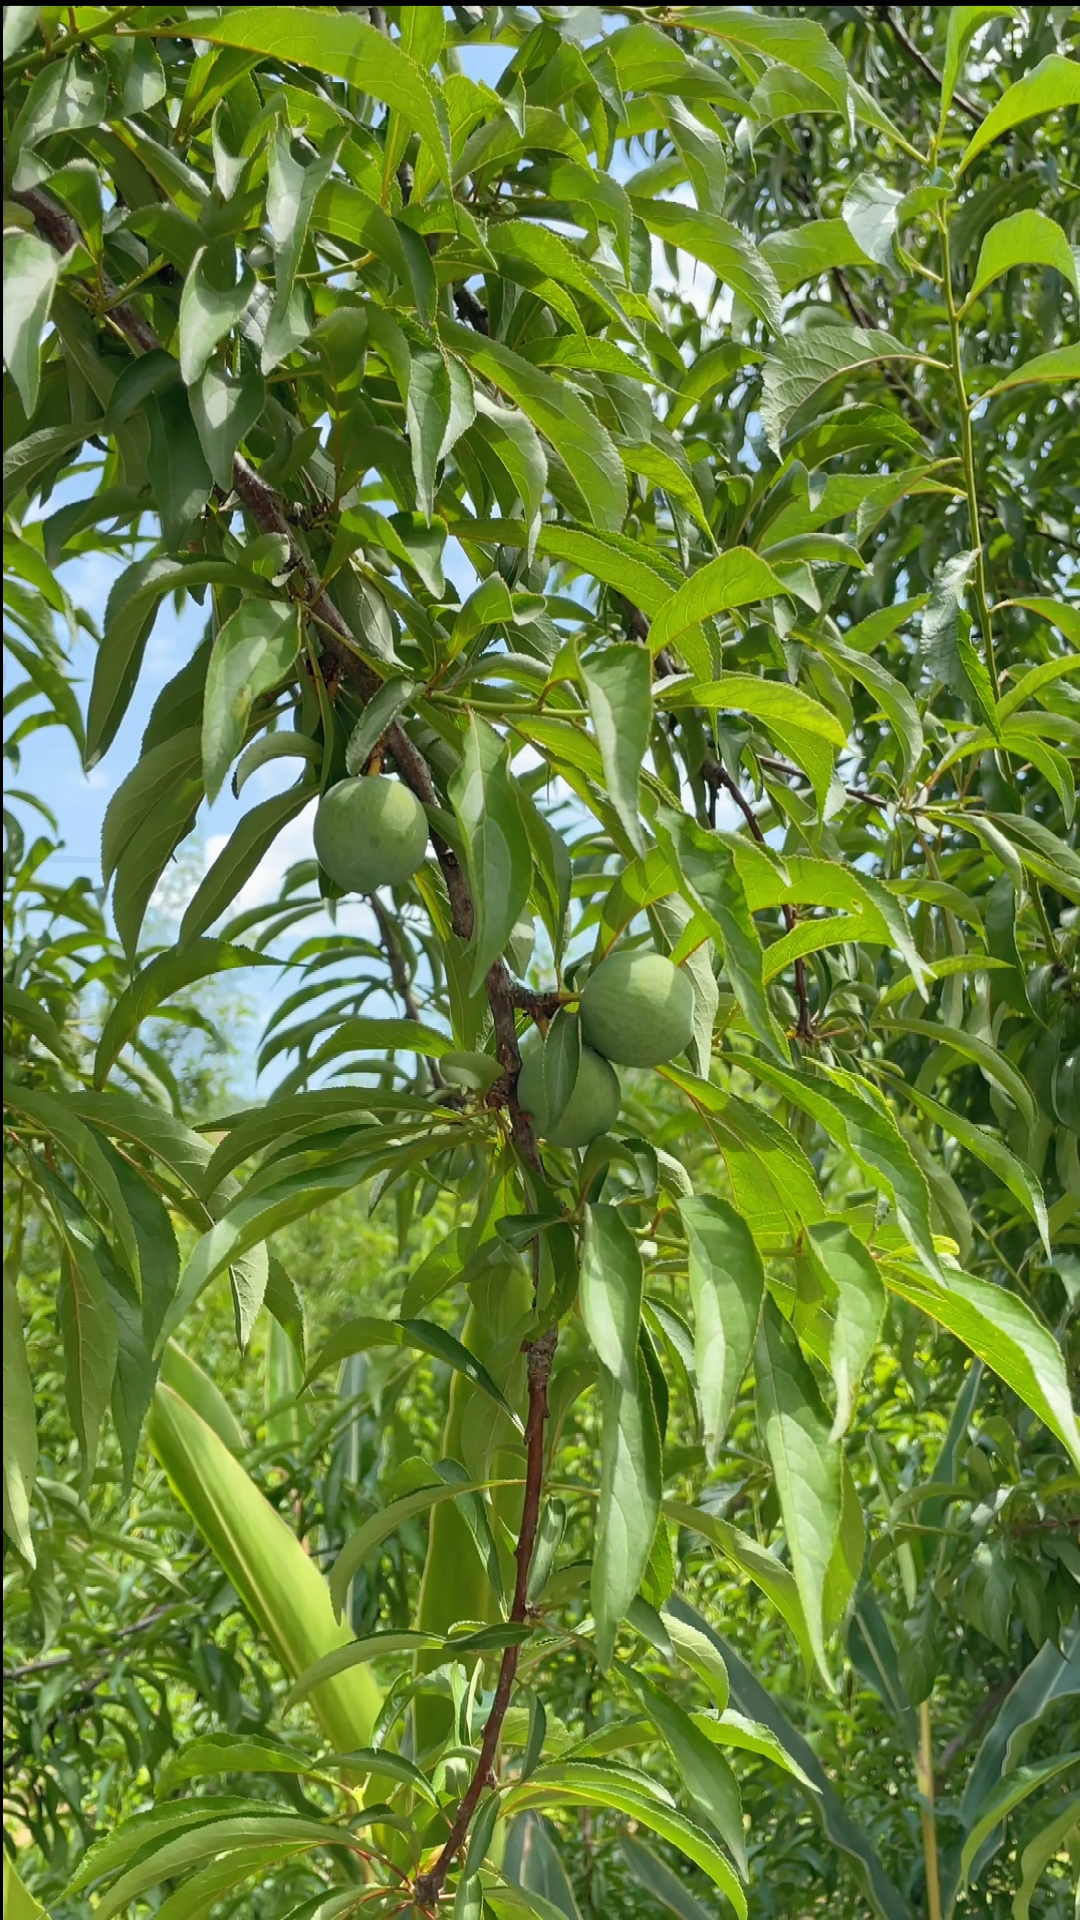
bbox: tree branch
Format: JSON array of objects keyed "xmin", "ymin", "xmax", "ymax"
[
  {"xmin": 414, "ymin": 1324, "xmax": 558, "ymax": 1907},
  {"xmin": 873, "ymin": 6, "xmax": 984, "ymax": 126},
  {"xmin": 15, "ymin": 185, "xmax": 544, "ymax": 1169},
  {"xmin": 3, "ymin": 1604, "xmax": 179, "ymax": 1683}
]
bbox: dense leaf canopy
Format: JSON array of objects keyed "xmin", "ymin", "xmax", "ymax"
[{"xmin": 3, "ymin": 5, "xmax": 1079, "ymax": 1917}]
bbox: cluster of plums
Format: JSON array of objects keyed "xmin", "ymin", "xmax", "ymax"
[{"xmin": 313, "ymin": 775, "xmax": 696, "ymax": 1149}]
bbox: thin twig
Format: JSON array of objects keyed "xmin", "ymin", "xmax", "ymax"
[
  {"xmin": 414, "ymin": 1325, "xmax": 558, "ymax": 1907},
  {"xmin": 756, "ymin": 755, "xmax": 890, "ymax": 811},
  {"xmin": 873, "ymin": 5, "xmax": 983, "ymax": 126},
  {"xmin": 3, "ymin": 1605, "xmax": 179, "ymax": 1683}
]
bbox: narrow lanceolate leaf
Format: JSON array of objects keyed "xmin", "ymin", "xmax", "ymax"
[
  {"xmin": 329, "ymin": 1475, "xmax": 509, "ymax": 1616},
  {"xmin": 305, "ymin": 1315, "xmax": 520, "ymax": 1427},
  {"xmin": 3, "ymin": 1266, "xmax": 38, "ymax": 1563},
  {"xmin": 755, "ymin": 1301, "xmax": 841, "ymax": 1686},
  {"xmin": 407, "ymin": 348, "xmax": 451, "ymax": 523},
  {"xmin": 678, "ymin": 1196, "xmax": 763, "ymax": 1465},
  {"xmin": 628, "ymin": 1669, "xmax": 746, "ymax": 1876},
  {"xmin": 959, "ymin": 1756, "xmax": 1080, "ymax": 1886},
  {"xmin": 580, "ymin": 645, "xmax": 651, "ymax": 855},
  {"xmin": 581, "ymin": 1205, "xmax": 644, "ymax": 1391},
  {"xmin": 202, "ymin": 600, "xmax": 301, "ymax": 803},
  {"xmin": 3, "ymin": 233, "xmax": 61, "ymax": 414},
  {"xmin": 593, "ymin": 1351, "xmax": 662, "ymax": 1670},
  {"xmin": 505, "ymin": 1763, "xmax": 746, "ymax": 1915},
  {"xmin": 4, "ymin": 1083, "xmax": 140, "ymax": 1285},
  {"xmin": 178, "ymin": 243, "xmax": 255, "ymax": 387},
  {"xmin": 94, "ymin": 943, "xmax": 275, "ymax": 1085},
  {"xmin": 148, "ymin": 1384, "xmax": 380, "ymax": 1752},
  {"xmin": 449, "ymin": 714, "xmax": 532, "ymax": 992},
  {"xmin": 807, "ymin": 1222, "xmax": 885, "ymax": 1440},
  {"xmin": 664, "ymin": 1505, "xmax": 813, "ymax": 1669},
  {"xmin": 58, "ymin": 1245, "xmax": 118, "ymax": 1474},
  {"xmin": 656, "ymin": 809, "xmax": 787, "ymax": 1060},
  {"xmin": 883, "ymin": 1263, "xmax": 1080, "ymax": 1475}
]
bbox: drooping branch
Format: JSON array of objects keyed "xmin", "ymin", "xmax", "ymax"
[
  {"xmin": 16, "ymin": 185, "xmax": 543, "ymax": 1167},
  {"xmin": 413, "ymin": 1324, "xmax": 558, "ymax": 1908}
]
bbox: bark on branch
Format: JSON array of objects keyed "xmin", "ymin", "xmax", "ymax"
[{"xmin": 413, "ymin": 1324, "xmax": 558, "ymax": 1907}]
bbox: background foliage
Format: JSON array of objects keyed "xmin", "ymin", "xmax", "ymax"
[{"xmin": 3, "ymin": 4, "xmax": 1079, "ymax": 1917}]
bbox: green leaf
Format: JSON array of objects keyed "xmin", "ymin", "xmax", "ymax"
[
  {"xmin": 655, "ymin": 808, "xmax": 788, "ymax": 1061},
  {"xmin": 580, "ymin": 645, "xmax": 651, "ymax": 856},
  {"xmin": 263, "ymin": 125, "xmax": 342, "ymax": 371},
  {"xmin": 3, "ymin": 233, "xmax": 60, "ymax": 415},
  {"xmin": 984, "ymin": 341, "xmax": 1080, "ymax": 396},
  {"xmin": 3, "ymin": 1265, "xmax": 38, "ymax": 1564},
  {"xmin": 617, "ymin": 1835, "xmax": 715, "ymax": 1920},
  {"xmin": 95, "ymin": 942, "xmax": 274, "ymax": 1085},
  {"xmin": 329, "ymin": 1475, "xmax": 508, "ymax": 1617},
  {"xmin": 539, "ymin": 525, "xmax": 679, "ymax": 618},
  {"xmin": 181, "ymin": 10, "xmax": 450, "ymax": 191},
  {"xmin": 11, "ymin": 51, "xmax": 106, "ymax": 150},
  {"xmin": 449, "ymin": 714, "xmax": 532, "ymax": 993},
  {"xmin": 180, "ymin": 785, "xmax": 313, "ymax": 945},
  {"xmin": 678, "ymin": 1196, "xmax": 763, "ymax": 1465},
  {"xmin": 760, "ymin": 219, "xmax": 877, "ymax": 295},
  {"xmin": 58, "ymin": 1241, "xmax": 118, "ymax": 1474},
  {"xmin": 506, "ymin": 1762, "xmax": 746, "ymax": 1914},
  {"xmin": 305, "ymin": 1316, "xmax": 520, "ymax": 1427},
  {"xmin": 145, "ymin": 383, "xmax": 214, "ymax": 549},
  {"xmin": 627, "ymin": 1669, "xmax": 746, "ymax": 1876},
  {"xmin": 190, "ymin": 365, "xmax": 266, "ymax": 491},
  {"xmin": 158, "ymin": 1732, "xmax": 335, "ymax": 1793},
  {"xmin": 647, "ymin": 550, "xmax": 787, "ymax": 666},
  {"xmin": 883, "ymin": 1263, "xmax": 1080, "ymax": 1474},
  {"xmin": 966, "ymin": 209, "xmax": 1079, "ymax": 307},
  {"xmin": 633, "ymin": 207, "xmax": 780, "ymax": 330},
  {"xmin": 345, "ymin": 676, "xmax": 419, "ymax": 776},
  {"xmin": 760, "ymin": 326, "xmax": 916, "ymax": 454},
  {"xmin": 178, "ymin": 243, "xmax": 255, "ymax": 387},
  {"xmin": 960, "ymin": 1757, "xmax": 1080, "ymax": 1886},
  {"xmin": 960, "ymin": 1637, "xmax": 1080, "ymax": 1834},
  {"xmin": 202, "ymin": 598, "xmax": 301, "ymax": 803},
  {"xmin": 443, "ymin": 320, "xmax": 627, "ymax": 533},
  {"xmin": 841, "ymin": 173, "xmax": 904, "ymax": 270},
  {"xmin": 3, "ymin": 1857, "xmax": 46, "ymax": 1920},
  {"xmin": 1011, "ymin": 1793, "xmax": 1080, "ymax": 1920},
  {"xmin": 688, "ymin": 9, "xmax": 849, "ymax": 111},
  {"xmin": 593, "ymin": 1351, "xmax": 662, "ymax": 1670},
  {"xmin": 755, "ymin": 1299, "xmax": 841, "ymax": 1686},
  {"xmin": 581, "ymin": 1204, "xmax": 644, "ymax": 1392},
  {"xmin": 5, "ymin": 1082, "xmax": 141, "ymax": 1284},
  {"xmin": 693, "ymin": 1622, "xmax": 909, "ymax": 1920},
  {"xmin": 959, "ymin": 53, "xmax": 1080, "ymax": 172},
  {"xmin": 233, "ymin": 731, "xmax": 321, "ymax": 798},
  {"xmin": 663, "ymin": 1507, "xmax": 813, "ymax": 1668},
  {"xmin": 283, "ymin": 1632, "xmax": 443, "ymax": 1710},
  {"xmin": 407, "ymin": 348, "xmax": 451, "ymax": 523},
  {"xmin": 148, "ymin": 1384, "xmax": 379, "ymax": 1751},
  {"xmin": 898, "ymin": 1082, "xmax": 1049, "ymax": 1255},
  {"xmin": 807, "ymin": 1223, "xmax": 884, "ymax": 1439},
  {"xmin": 940, "ymin": 8, "xmax": 1015, "ymax": 125}
]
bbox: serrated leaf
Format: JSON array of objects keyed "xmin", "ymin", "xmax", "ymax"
[
  {"xmin": 305, "ymin": 1315, "xmax": 519, "ymax": 1427},
  {"xmin": 760, "ymin": 326, "xmax": 916, "ymax": 454},
  {"xmin": 656, "ymin": 808, "xmax": 788, "ymax": 1061},
  {"xmin": 628, "ymin": 1669, "xmax": 746, "ymax": 1876},
  {"xmin": 329, "ymin": 1474, "xmax": 507, "ymax": 1616},
  {"xmin": 967, "ymin": 209, "xmax": 1079, "ymax": 306},
  {"xmin": 647, "ymin": 551, "xmax": 787, "ymax": 667},
  {"xmin": 190, "ymin": 365, "xmax": 265, "ymax": 490},
  {"xmin": 180, "ymin": 786, "xmax": 312, "ymax": 945},
  {"xmin": 807, "ymin": 1223, "xmax": 885, "ymax": 1439},
  {"xmin": 178, "ymin": 243, "xmax": 255, "ymax": 387}
]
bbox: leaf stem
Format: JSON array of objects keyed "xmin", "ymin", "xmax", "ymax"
[{"xmin": 939, "ymin": 217, "xmax": 1000, "ymax": 703}]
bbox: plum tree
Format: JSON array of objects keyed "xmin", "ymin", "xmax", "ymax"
[
  {"xmin": 313, "ymin": 775, "xmax": 428, "ymax": 893},
  {"xmin": 580, "ymin": 950, "xmax": 696, "ymax": 1068}
]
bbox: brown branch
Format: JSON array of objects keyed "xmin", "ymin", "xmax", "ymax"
[
  {"xmin": 756, "ymin": 754, "xmax": 890, "ymax": 811},
  {"xmin": 16, "ymin": 184, "xmax": 544, "ymax": 1172},
  {"xmin": 453, "ymin": 285, "xmax": 490, "ymax": 334},
  {"xmin": 414, "ymin": 1325, "xmax": 558, "ymax": 1907},
  {"xmin": 3, "ymin": 1604, "xmax": 179, "ymax": 1683},
  {"xmin": 873, "ymin": 6, "xmax": 984, "ymax": 126}
]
